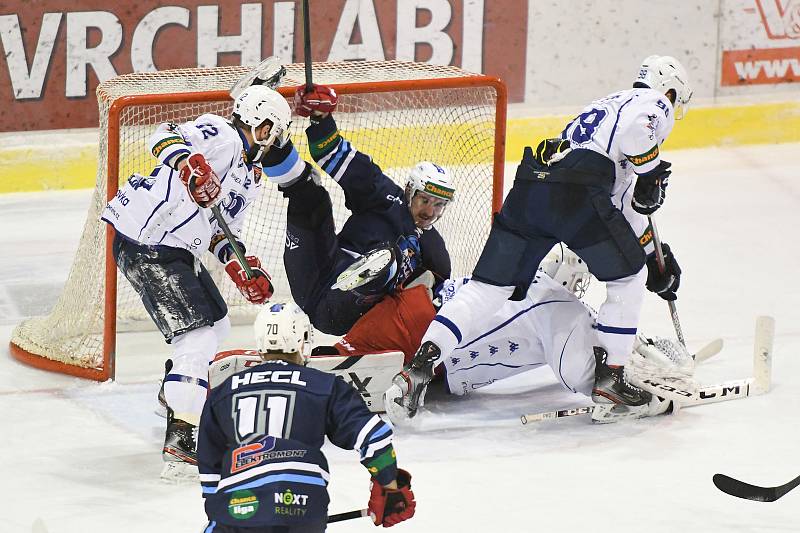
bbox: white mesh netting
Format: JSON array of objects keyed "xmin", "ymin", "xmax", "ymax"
[{"xmin": 11, "ymin": 61, "xmax": 503, "ymax": 375}]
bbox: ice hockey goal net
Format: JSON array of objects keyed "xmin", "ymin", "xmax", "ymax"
[{"xmin": 10, "ymin": 60, "xmax": 507, "ymax": 381}]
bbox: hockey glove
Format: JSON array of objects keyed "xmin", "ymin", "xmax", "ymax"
[
  {"xmin": 632, "ymin": 160, "xmax": 671, "ymax": 215},
  {"xmin": 533, "ymin": 137, "xmax": 571, "ymax": 165},
  {"xmin": 225, "ymin": 256, "xmax": 274, "ymax": 304},
  {"xmin": 179, "ymin": 153, "xmax": 222, "ymax": 208},
  {"xmin": 294, "ymin": 84, "xmax": 338, "ymax": 118},
  {"xmin": 368, "ymin": 469, "xmax": 416, "ymax": 527},
  {"xmin": 645, "ymin": 243, "xmax": 681, "ymax": 301}
]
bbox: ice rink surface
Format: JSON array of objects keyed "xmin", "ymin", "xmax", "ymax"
[{"xmin": 2, "ymin": 143, "xmax": 799, "ymax": 532}]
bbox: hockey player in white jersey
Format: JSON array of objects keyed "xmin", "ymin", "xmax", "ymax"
[
  {"xmin": 394, "ymin": 55, "xmax": 692, "ymax": 421},
  {"xmin": 101, "ymin": 83, "xmax": 290, "ymax": 479}
]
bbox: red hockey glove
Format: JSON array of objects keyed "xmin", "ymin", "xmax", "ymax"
[
  {"xmin": 368, "ymin": 469, "xmax": 416, "ymax": 527},
  {"xmin": 294, "ymin": 84, "xmax": 338, "ymax": 117},
  {"xmin": 179, "ymin": 153, "xmax": 222, "ymax": 207},
  {"xmin": 224, "ymin": 256, "xmax": 274, "ymax": 304}
]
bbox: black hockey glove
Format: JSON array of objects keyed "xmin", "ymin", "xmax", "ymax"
[
  {"xmin": 533, "ymin": 137, "xmax": 571, "ymax": 165},
  {"xmin": 632, "ymin": 160, "xmax": 671, "ymax": 215},
  {"xmin": 645, "ymin": 242, "xmax": 681, "ymax": 301}
]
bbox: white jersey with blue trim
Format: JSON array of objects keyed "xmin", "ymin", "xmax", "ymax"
[
  {"xmin": 441, "ymin": 274, "xmax": 597, "ymax": 397},
  {"xmin": 562, "ymin": 87, "xmax": 675, "ymax": 244},
  {"xmin": 101, "ymin": 113, "xmax": 262, "ymax": 259}
]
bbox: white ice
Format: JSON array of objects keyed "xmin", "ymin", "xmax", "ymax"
[{"xmin": 1, "ymin": 143, "xmax": 799, "ymax": 532}]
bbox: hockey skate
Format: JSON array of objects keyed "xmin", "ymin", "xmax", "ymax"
[
  {"xmin": 590, "ymin": 347, "xmax": 653, "ymax": 424},
  {"xmin": 161, "ymin": 407, "xmax": 199, "ymax": 483},
  {"xmin": 332, "ymin": 247, "xmax": 395, "ymax": 292},
  {"xmin": 384, "ymin": 342, "xmax": 440, "ymax": 421}
]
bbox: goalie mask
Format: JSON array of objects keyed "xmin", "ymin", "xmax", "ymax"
[
  {"xmin": 539, "ymin": 243, "xmax": 592, "ymax": 297},
  {"xmin": 254, "ymin": 302, "xmax": 312, "ymax": 361},
  {"xmin": 634, "ymin": 55, "xmax": 693, "ymax": 120},
  {"xmin": 404, "ymin": 161, "xmax": 455, "ymax": 229},
  {"xmin": 232, "ymin": 85, "xmax": 291, "ymax": 163}
]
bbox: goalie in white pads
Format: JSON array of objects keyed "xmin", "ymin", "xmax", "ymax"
[
  {"xmin": 333, "ymin": 246, "xmax": 694, "ymax": 424},
  {"xmin": 200, "ymin": 303, "xmax": 416, "ymax": 530},
  {"xmin": 101, "ymin": 80, "xmax": 289, "ymax": 480}
]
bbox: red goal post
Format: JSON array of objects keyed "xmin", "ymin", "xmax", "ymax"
[{"xmin": 10, "ymin": 61, "xmax": 507, "ymax": 381}]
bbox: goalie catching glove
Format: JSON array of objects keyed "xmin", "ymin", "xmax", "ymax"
[
  {"xmin": 179, "ymin": 153, "xmax": 221, "ymax": 208},
  {"xmin": 224, "ymin": 256, "xmax": 274, "ymax": 304},
  {"xmin": 368, "ymin": 469, "xmax": 416, "ymax": 527},
  {"xmin": 294, "ymin": 84, "xmax": 338, "ymax": 118}
]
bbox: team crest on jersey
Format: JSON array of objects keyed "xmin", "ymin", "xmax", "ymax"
[
  {"xmin": 222, "ymin": 191, "xmax": 247, "ymax": 218},
  {"xmin": 626, "ymin": 144, "xmax": 660, "ymax": 166},
  {"xmin": 253, "ymin": 165, "xmax": 263, "ymax": 184},
  {"xmin": 646, "ymin": 114, "xmax": 660, "ymax": 140}
]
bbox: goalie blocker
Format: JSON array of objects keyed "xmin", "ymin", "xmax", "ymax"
[{"xmin": 210, "ymin": 349, "xmax": 403, "ymax": 413}]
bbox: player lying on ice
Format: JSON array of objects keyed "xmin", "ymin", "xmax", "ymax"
[
  {"xmin": 259, "ymin": 81, "xmax": 454, "ymax": 336},
  {"xmin": 318, "ymin": 245, "xmax": 691, "ymax": 424},
  {"xmin": 201, "ymin": 303, "xmax": 415, "ymax": 531}
]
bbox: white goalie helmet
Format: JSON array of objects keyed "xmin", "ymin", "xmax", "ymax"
[
  {"xmin": 254, "ymin": 302, "xmax": 313, "ymax": 359},
  {"xmin": 539, "ymin": 243, "xmax": 592, "ymax": 297},
  {"xmin": 232, "ymin": 85, "xmax": 292, "ymax": 158},
  {"xmin": 634, "ymin": 55, "xmax": 693, "ymax": 120}
]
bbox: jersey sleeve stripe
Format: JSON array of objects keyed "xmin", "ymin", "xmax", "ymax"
[
  {"xmin": 354, "ymin": 414, "xmax": 383, "ymax": 451},
  {"xmin": 361, "ymin": 434, "xmax": 393, "ymax": 461},
  {"xmin": 331, "ymin": 147, "xmax": 357, "ymax": 183}
]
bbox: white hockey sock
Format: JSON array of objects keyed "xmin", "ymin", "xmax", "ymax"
[{"xmin": 165, "ymin": 326, "xmax": 219, "ymax": 425}]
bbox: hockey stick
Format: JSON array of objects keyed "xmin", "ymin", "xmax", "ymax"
[
  {"xmin": 211, "ymin": 205, "xmax": 254, "ymax": 278},
  {"xmin": 519, "ymin": 377, "xmax": 756, "ymax": 424},
  {"xmin": 302, "ymin": 0, "xmax": 313, "ymax": 91},
  {"xmin": 328, "ymin": 508, "xmax": 368, "ymax": 523},
  {"xmin": 712, "ymin": 473, "xmax": 800, "ymax": 502},
  {"xmin": 694, "ymin": 338, "xmax": 723, "ymax": 362},
  {"xmin": 648, "ymin": 215, "xmax": 686, "ymax": 347},
  {"xmin": 521, "ymin": 318, "xmax": 773, "ymax": 424}
]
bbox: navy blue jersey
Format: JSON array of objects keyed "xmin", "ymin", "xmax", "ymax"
[
  {"xmin": 307, "ymin": 115, "xmax": 451, "ymax": 282},
  {"xmin": 198, "ymin": 359, "xmax": 396, "ymax": 528}
]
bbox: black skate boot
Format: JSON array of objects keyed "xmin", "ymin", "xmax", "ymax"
[
  {"xmin": 163, "ymin": 407, "xmax": 198, "ymax": 465},
  {"xmin": 591, "ymin": 346, "xmax": 652, "ymax": 423},
  {"xmin": 161, "ymin": 407, "xmax": 199, "ymax": 482},
  {"xmin": 385, "ymin": 341, "xmax": 441, "ymax": 420}
]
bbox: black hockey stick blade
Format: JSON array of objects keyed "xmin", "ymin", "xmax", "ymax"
[
  {"xmin": 328, "ymin": 508, "xmax": 368, "ymax": 523},
  {"xmin": 713, "ymin": 473, "xmax": 800, "ymax": 502}
]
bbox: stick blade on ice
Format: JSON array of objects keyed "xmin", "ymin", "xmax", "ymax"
[{"xmin": 713, "ymin": 474, "xmax": 778, "ymax": 502}]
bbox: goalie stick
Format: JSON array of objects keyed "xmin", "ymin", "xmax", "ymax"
[
  {"xmin": 520, "ymin": 317, "xmax": 773, "ymax": 424},
  {"xmin": 712, "ymin": 473, "xmax": 800, "ymax": 502},
  {"xmin": 520, "ymin": 377, "xmax": 757, "ymax": 424}
]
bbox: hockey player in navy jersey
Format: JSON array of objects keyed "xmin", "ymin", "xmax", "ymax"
[
  {"xmin": 199, "ymin": 303, "xmax": 416, "ymax": 532},
  {"xmin": 101, "ymin": 82, "xmax": 289, "ymax": 480},
  {"xmin": 259, "ymin": 83, "xmax": 453, "ymax": 335},
  {"xmin": 395, "ymin": 55, "xmax": 692, "ymax": 421}
]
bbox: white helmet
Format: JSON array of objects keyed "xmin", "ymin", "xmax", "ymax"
[
  {"xmin": 254, "ymin": 302, "xmax": 312, "ymax": 359},
  {"xmin": 232, "ymin": 85, "xmax": 291, "ymax": 159},
  {"xmin": 539, "ymin": 244, "xmax": 592, "ymax": 297},
  {"xmin": 405, "ymin": 161, "xmax": 455, "ymax": 203},
  {"xmin": 634, "ymin": 55, "xmax": 693, "ymax": 120}
]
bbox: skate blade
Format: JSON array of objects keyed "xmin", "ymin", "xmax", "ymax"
[
  {"xmin": 332, "ymin": 249, "xmax": 392, "ymax": 291},
  {"xmin": 591, "ymin": 403, "xmax": 649, "ymax": 424},
  {"xmin": 160, "ymin": 461, "xmax": 199, "ymax": 484}
]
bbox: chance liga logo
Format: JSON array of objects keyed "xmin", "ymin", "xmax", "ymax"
[{"xmin": 228, "ymin": 489, "xmax": 259, "ymax": 520}]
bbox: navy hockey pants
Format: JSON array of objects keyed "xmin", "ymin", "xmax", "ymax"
[
  {"xmin": 472, "ymin": 148, "xmax": 646, "ymax": 300},
  {"xmin": 281, "ymin": 179, "xmax": 371, "ymax": 336},
  {"xmin": 113, "ymin": 232, "xmax": 227, "ymax": 342}
]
